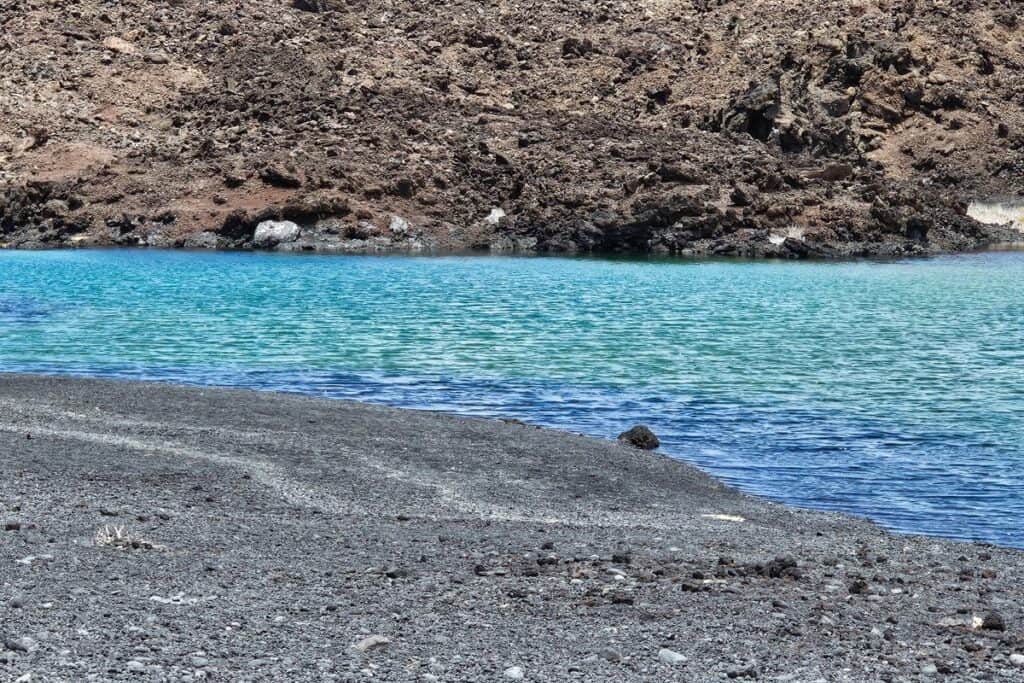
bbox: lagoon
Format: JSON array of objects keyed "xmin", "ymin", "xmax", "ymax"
[{"xmin": 1, "ymin": 249, "xmax": 1022, "ymax": 546}]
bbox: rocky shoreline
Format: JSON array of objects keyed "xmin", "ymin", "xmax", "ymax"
[
  {"xmin": 2, "ymin": 1, "xmax": 1023, "ymax": 257},
  {"xmin": 2, "ymin": 374, "xmax": 1024, "ymax": 681}
]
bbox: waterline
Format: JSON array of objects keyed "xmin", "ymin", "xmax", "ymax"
[{"xmin": 2, "ymin": 249, "xmax": 1023, "ymax": 547}]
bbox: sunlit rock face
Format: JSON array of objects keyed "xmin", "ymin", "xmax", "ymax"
[{"xmin": 968, "ymin": 200, "xmax": 1024, "ymax": 232}]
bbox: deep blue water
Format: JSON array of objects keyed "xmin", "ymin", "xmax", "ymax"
[{"xmin": 1, "ymin": 249, "xmax": 1022, "ymax": 546}]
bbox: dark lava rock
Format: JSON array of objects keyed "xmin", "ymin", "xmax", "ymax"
[
  {"xmin": 765, "ymin": 555, "xmax": 801, "ymax": 579},
  {"xmin": 223, "ymin": 172, "xmax": 247, "ymax": 188},
  {"xmin": 617, "ymin": 425, "xmax": 660, "ymax": 450},
  {"xmin": 727, "ymin": 663, "xmax": 759, "ymax": 679},
  {"xmin": 259, "ymin": 165, "xmax": 302, "ymax": 189},
  {"xmin": 4, "ymin": 638, "xmax": 30, "ymax": 652},
  {"xmin": 730, "ymin": 183, "xmax": 758, "ymax": 207},
  {"xmin": 293, "ymin": 0, "xmax": 336, "ymax": 11},
  {"xmin": 981, "ymin": 610, "xmax": 1006, "ymax": 631}
]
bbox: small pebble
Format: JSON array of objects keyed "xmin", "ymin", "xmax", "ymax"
[
  {"xmin": 353, "ymin": 635, "xmax": 390, "ymax": 653},
  {"xmin": 5, "ymin": 637, "xmax": 35, "ymax": 652},
  {"xmin": 600, "ymin": 647, "xmax": 623, "ymax": 663},
  {"xmin": 504, "ymin": 665, "xmax": 524, "ymax": 680}
]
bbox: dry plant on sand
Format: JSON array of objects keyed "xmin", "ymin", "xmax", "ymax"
[{"xmin": 94, "ymin": 525, "xmax": 166, "ymax": 551}]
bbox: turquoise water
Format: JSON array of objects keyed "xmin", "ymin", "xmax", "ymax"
[{"xmin": 2, "ymin": 249, "xmax": 1023, "ymax": 546}]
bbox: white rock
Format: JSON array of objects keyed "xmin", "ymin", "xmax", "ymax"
[
  {"xmin": 253, "ymin": 220, "xmax": 300, "ymax": 248},
  {"xmin": 102, "ymin": 36, "xmax": 136, "ymax": 54},
  {"xmin": 658, "ymin": 648, "xmax": 686, "ymax": 665},
  {"xmin": 486, "ymin": 207, "xmax": 507, "ymax": 225},
  {"xmin": 503, "ymin": 665, "xmax": 524, "ymax": 680},
  {"xmin": 1011, "ymin": 653, "xmax": 1024, "ymax": 667},
  {"xmin": 389, "ymin": 215, "xmax": 410, "ymax": 235},
  {"xmin": 353, "ymin": 634, "xmax": 390, "ymax": 653},
  {"xmin": 13, "ymin": 637, "xmax": 37, "ymax": 652}
]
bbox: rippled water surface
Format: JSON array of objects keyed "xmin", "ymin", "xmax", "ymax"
[{"xmin": 2, "ymin": 249, "xmax": 1023, "ymax": 546}]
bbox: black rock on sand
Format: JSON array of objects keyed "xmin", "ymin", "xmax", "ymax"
[{"xmin": 1, "ymin": 375, "xmax": 1023, "ymax": 681}]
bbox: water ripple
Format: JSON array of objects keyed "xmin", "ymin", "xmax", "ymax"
[{"xmin": 1, "ymin": 249, "xmax": 1023, "ymax": 547}]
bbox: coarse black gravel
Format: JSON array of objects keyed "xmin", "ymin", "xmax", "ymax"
[{"xmin": 1, "ymin": 374, "xmax": 1023, "ymax": 682}]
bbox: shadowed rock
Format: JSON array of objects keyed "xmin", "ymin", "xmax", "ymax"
[{"xmin": 617, "ymin": 424, "xmax": 660, "ymax": 450}]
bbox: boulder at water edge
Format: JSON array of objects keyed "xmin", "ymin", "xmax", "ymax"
[
  {"xmin": 253, "ymin": 220, "xmax": 300, "ymax": 248},
  {"xmin": 617, "ymin": 425, "xmax": 660, "ymax": 450}
]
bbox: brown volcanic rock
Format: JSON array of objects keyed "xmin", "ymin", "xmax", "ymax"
[{"xmin": 0, "ymin": 0, "xmax": 1022, "ymax": 256}]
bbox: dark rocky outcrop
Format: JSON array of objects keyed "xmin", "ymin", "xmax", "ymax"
[{"xmin": 1, "ymin": 0, "xmax": 1021, "ymax": 255}]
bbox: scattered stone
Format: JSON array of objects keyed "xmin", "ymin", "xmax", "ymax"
[
  {"xmin": 102, "ymin": 36, "xmax": 136, "ymax": 54},
  {"xmin": 353, "ymin": 635, "xmax": 390, "ymax": 653},
  {"xmin": 600, "ymin": 647, "xmax": 623, "ymax": 663},
  {"xmin": 617, "ymin": 425, "xmax": 660, "ymax": 450},
  {"xmin": 730, "ymin": 183, "xmax": 758, "ymax": 207},
  {"xmin": 727, "ymin": 663, "xmax": 759, "ymax": 679},
  {"xmin": 392, "ymin": 177, "xmax": 416, "ymax": 198},
  {"xmin": 981, "ymin": 611, "xmax": 1006, "ymax": 631},
  {"xmin": 818, "ymin": 162, "xmax": 854, "ymax": 181},
  {"xmin": 561, "ymin": 37, "xmax": 595, "ymax": 58},
  {"xmin": 766, "ymin": 555, "xmax": 800, "ymax": 579},
  {"xmin": 5, "ymin": 637, "xmax": 36, "ymax": 653},
  {"xmin": 293, "ymin": 0, "xmax": 334, "ymax": 11},
  {"xmin": 259, "ymin": 165, "xmax": 302, "ymax": 188},
  {"xmin": 503, "ymin": 666, "xmax": 525, "ymax": 680}
]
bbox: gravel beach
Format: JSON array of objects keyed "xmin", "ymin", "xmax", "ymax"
[{"xmin": 1, "ymin": 374, "xmax": 1023, "ymax": 682}]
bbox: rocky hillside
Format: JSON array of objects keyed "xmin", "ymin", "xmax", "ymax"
[{"xmin": 1, "ymin": 0, "xmax": 1022, "ymax": 257}]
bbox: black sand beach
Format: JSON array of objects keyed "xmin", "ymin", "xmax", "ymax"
[{"xmin": 1, "ymin": 375, "xmax": 1023, "ymax": 681}]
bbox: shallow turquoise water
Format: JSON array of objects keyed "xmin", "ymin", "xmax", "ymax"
[{"xmin": 2, "ymin": 249, "xmax": 1023, "ymax": 546}]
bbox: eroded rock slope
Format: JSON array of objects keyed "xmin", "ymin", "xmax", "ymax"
[{"xmin": 1, "ymin": 0, "xmax": 1022, "ymax": 256}]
